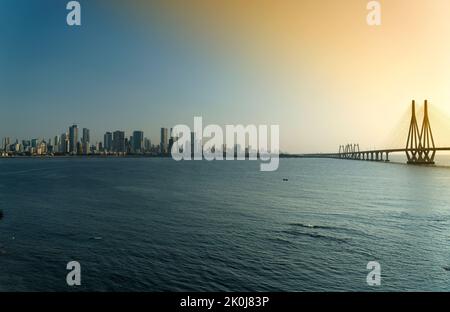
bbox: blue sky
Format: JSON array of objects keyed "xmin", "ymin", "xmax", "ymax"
[{"xmin": 0, "ymin": 0, "xmax": 280, "ymax": 147}]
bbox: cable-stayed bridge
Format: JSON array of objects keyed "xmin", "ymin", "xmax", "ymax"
[{"xmin": 297, "ymin": 100, "xmax": 450, "ymax": 165}]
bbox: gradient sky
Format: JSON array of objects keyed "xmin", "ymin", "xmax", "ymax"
[{"xmin": 2, "ymin": 0, "xmax": 450, "ymax": 153}]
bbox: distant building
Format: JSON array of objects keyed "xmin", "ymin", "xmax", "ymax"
[
  {"xmin": 53, "ymin": 136, "xmax": 59, "ymax": 151},
  {"xmin": 160, "ymin": 128, "xmax": 168, "ymax": 154},
  {"xmin": 69, "ymin": 124, "xmax": 78, "ymax": 154},
  {"xmin": 191, "ymin": 132, "xmax": 195, "ymax": 156},
  {"xmin": 168, "ymin": 128, "xmax": 174, "ymax": 155},
  {"xmin": 22, "ymin": 140, "xmax": 30, "ymax": 150},
  {"xmin": 37, "ymin": 141, "xmax": 47, "ymax": 155},
  {"xmin": 82, "ymin": 128, "xmax": 90, "ymax": 144},
  {"xmin": 76, "ymin": 142, "xmax": 82, "ymax": 155},
  {"xmin": 60, "ymin": 133, "xmax": 69, "ymax": 154},
  {"xmin": 14, "ymin": 142, "xmax": 23, "ymax": 153},
  {"xmin": 144, "ymin": 138, "xmax": 151, "ymax": 153},
  {"xmin": 113, "ymin": 130, "xmax": 125, "ymax": 153},
  {"xmin": 2, "ymin": 137, "xmax": 10, "ymax": 151},
  {"xmin": 124, "ymin": 137, "xmax": 130, "ymax": 153},
  {"xmin": 97, "ymin": 142, "xmax": 103, "ymax": 152},
  {"xmin": 132, "ymin": 131, "xmax": 144, "ymax": 153},
  {"xmin": 104, "ymin": 132, "xmax": 113, "ymax": 152},
  {"xmin": 82, "ymin": 128, "xmax": 90, "ymax": 154}
]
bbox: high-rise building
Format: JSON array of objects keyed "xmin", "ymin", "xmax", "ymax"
[
  {"xmin": 124, "ymin": 138, "xmax": 128, "ymax": 153},
  {"xmin": 144, "ymin": 138, "xmax": 151, "ymax": 152},
  {"xmin": 160, "ymin": 128, "xmax": 168, "ymax": 154},
  {"xmin": 14, "ymin": 142, "xmax": 23, "ymax": 153},
  {"xmin": 69, "ymin": 124, "xmax": 78, "ymax": 154},
  {"xmin": 82, "ymin": 128, "xmax": 90, "ymax": 145},
  {"xmin": 60, "ymin": 133, "xmax": 69, "ymax": 153},
  {"xmin": 132, "ymin": 131, "xmax": 144, "ymax": 153},
  {"xmin": 191, "ymin": 131, "xmax": 195, "ymax": 156},
  {"xmin": 97, "ymin": 142, "xmax": 103, "ymax": 152},
  {"xmin": 22, "ymin": 140, "xmax": 30, "ymax": 151},
  {"xmin": 81, "ymin": 128, "xmax": 90, "ymax": 154},
  {"xmin": 104, "ymin": 132, "xmax": 113, "ymax": 152},
  {"xmin": 2, "ymin": 137, "xmax": 10, "ymax": 151},
  {"xmin": 113, "ymin": 130, "xmax": 125, "ymax": 153},
  {"xmin": 76, "ymin": 142, "xmax": 82, "ymax": 155},
  {"xmin": 168, "ymin": 128, "xmax": 174, "ymax": 155},
  {"xmin": 37, "ymin": 141, "xmax": 46, "ymax": 155},
  {"xmin": 46, "ymin": 138, "xmax": 53, "ymax": 153}
]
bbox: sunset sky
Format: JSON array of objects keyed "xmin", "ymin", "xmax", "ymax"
[{"xmin": 2, "ymin": 0, "xmax": 450, "ymax": 152}]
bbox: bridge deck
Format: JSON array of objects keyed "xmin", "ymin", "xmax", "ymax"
[{"xmin": 288, "ymin": 147, "xmax": 450, "ymax": 158}]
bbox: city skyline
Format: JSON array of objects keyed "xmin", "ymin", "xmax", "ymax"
[
  {"xmin": 0, "ymin": 123, "xmax": 163, "ymax": 156},
  {"xmin": 4, "ymin": 1, "xmax": 450, "ymax": 153},
  {"xmin": 0, "ymin": 121, "xmax": 276, "ymax": 157}
]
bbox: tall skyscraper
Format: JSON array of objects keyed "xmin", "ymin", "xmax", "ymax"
[
  {"xmin": 132, "ymin": 131, "xmax": 144, "ymax": 153},
  {"xmin": 69, "ymin": 124, "xmax": 78, "ymax": 154},
  {"xmin": 125, "ymin": 137, "xmax": 130, "ymax": 153},
  {"xmin": 144, "ymin": 138, "xmax": 151, "ymax": 153},
  {"xmin": 104, "ymin": 132, "xmax": 113, "ymax": 152},
  {"xmin": 82, "ymin": 128, "xmax": 90, "ymax": 154},
  {"xmin": 168, "ymin": 128, "xmax": 174, "ymax": 155},
  {"xmin": 191, "ymin": 131, "xmax": 195, "ymax": 156},
  {"xmin": 160, "ymin": 128, "xmax": 168, "ymax": 154},
  {"xmin": 82, "ymin": 128, "xmax": 90, "ymax": 144},
  {"xmin": 60, "ymin": 133, "xmax": 69, "ymax": 154},
  {"xmin": 113, "ymin": 130, "xmax": 125, "ymax": 153},
  {"xmin": 2, "ymin": 137, "xmax": 10, "ymax": 151}
]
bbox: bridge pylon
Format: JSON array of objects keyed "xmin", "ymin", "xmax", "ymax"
[
  {"xmin": 419, "ymin": 100, "xmax": 436, "ymax": 164},
  {"xmin": 405, "ymin": 100, "xmax": 435, "ymax": 165}
]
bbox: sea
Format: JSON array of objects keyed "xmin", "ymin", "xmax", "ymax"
[{"xmin": 1, "ymin": 156, "xmax": 450, "ymax": 291}]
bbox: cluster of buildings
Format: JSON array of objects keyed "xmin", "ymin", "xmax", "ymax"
[{"xmin": 0, "ymin": 124, "xmax": 175, "ymax": 157}]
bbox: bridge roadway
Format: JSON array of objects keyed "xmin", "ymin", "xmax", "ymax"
[{"xmin": 288, "ymin": 147, "xmax": 450, "ymax": 162}]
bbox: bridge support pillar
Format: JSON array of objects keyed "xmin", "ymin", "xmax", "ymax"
[
  {"xmin": 406, "ymin": 100, "xmax": 436, "ymax": 165},
  {"xmin": 385, "ymin": 152, "xmax": 390, "ymax": 162}
]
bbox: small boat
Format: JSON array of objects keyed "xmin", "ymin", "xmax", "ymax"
[{"xmin": 283, "ymin": 178, "xmax": 289, "ymax": 182}]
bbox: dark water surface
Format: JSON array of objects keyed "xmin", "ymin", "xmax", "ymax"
[{"xmin": 1, "ymin": 157, "xmax": 450, "ymax": 291}]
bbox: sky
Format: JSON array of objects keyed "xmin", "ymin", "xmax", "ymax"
[{"xmin": 2, "ymin": 0, "xmax": 450, "ymax": 153}]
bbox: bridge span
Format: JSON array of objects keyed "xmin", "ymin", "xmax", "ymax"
[{"xmin": 296, "ymin": 100, "xmax": 450, "ymax": 165}]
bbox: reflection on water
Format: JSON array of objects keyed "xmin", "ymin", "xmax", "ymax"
[{"xmin": 389, "ymin": 153, "xmax": 450, "ymax": 167}]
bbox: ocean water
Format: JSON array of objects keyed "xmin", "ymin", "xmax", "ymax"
[{"xmin": 1, "ymin": 157, "xmax": 450, "ymax": 291}]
